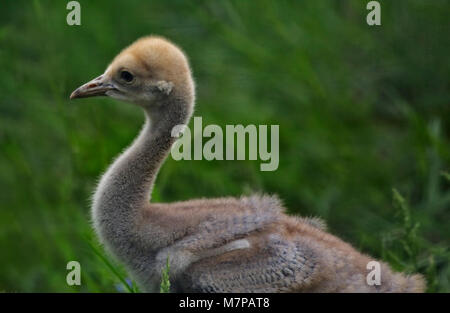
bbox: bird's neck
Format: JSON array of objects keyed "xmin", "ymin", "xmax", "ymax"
[{"xmin": 92, "ymin": 93, "xmax": 192, "ymax": 241}]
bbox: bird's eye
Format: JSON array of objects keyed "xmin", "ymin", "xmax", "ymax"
[{"xmin": 120, "ymin": 70, "xmax": 134, "ymax": 83}]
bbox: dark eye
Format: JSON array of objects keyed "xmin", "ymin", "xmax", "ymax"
[{"xmin": 120, "ymin": 70, "xmax": 134, "ymax": 83}]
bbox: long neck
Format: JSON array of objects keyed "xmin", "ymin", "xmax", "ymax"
[{"xmin": 92, "ymin": 93, "xmax": 191, "ymax": 247}]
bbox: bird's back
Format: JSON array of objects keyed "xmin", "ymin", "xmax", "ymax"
[
  {"xmin": 107, "ymin": 193, "xmax": 425, "ymax": 293},
  {"xmin": 156, "ymin": 195, "xmax": 426, "ymax": 293}
]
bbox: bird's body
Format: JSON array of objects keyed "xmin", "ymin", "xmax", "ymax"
[{"xmin": 71, "ymin": 36, "xmax": 425, "ymax": 292}]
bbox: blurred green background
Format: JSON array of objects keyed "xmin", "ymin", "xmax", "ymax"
[{"xmin": 0, "ymin": 0, "xmax": 448, "ymax": 292}]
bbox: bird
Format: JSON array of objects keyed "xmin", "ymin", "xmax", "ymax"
[{"xmin": 70, "ymin": 36, "xmax": 425, "ymax": 293}]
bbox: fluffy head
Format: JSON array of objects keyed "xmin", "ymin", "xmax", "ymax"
[{"xmin": 71, "ymin": 36, "xmax": 195, "ymax": 113}]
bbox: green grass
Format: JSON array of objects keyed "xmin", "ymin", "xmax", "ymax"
[
  {"xmin": 0, "ymin": 0, "xmax": 448, "ymax": 292},
  {"xmin": 160, "ymin": 256, "xmax": 171, "ymax": 293},
  {"xmin": 86, "ymin": 237, "xmax": 139, "ymax": 293}
]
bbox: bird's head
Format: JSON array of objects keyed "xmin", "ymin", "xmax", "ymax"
[{"xmin": 70, "ymin": 36, "xmax": 195, "ymax": 115}]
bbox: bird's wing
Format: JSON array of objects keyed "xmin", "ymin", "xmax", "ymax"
[
  {"xmin": 180, "ymin": 233, "xmax": 322, "ymax": 293},
  {"xmin": 296, "ymin": 216, "xmax": 327, "ymax": 231},
  {"xmin": 174, "ymin": 194, "xmax": 283, "ymax": 251},
  {"xmin": 153, "ymin": 194, "xmax": 283, "ymax": 278}
]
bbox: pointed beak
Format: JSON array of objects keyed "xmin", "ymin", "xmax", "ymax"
[{"xmin": 70, "ymin": 75, "xmax": 117, "ymax": 99}]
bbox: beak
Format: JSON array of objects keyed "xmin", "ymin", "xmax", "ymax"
[{"xmin": 70, "ymin": 75, "xmax": 117, "ymax": 99}]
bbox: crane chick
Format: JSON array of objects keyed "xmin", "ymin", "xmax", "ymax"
[{"xmin": 70, "ymin": 36, "xmax": 425, "ymax": 292}]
